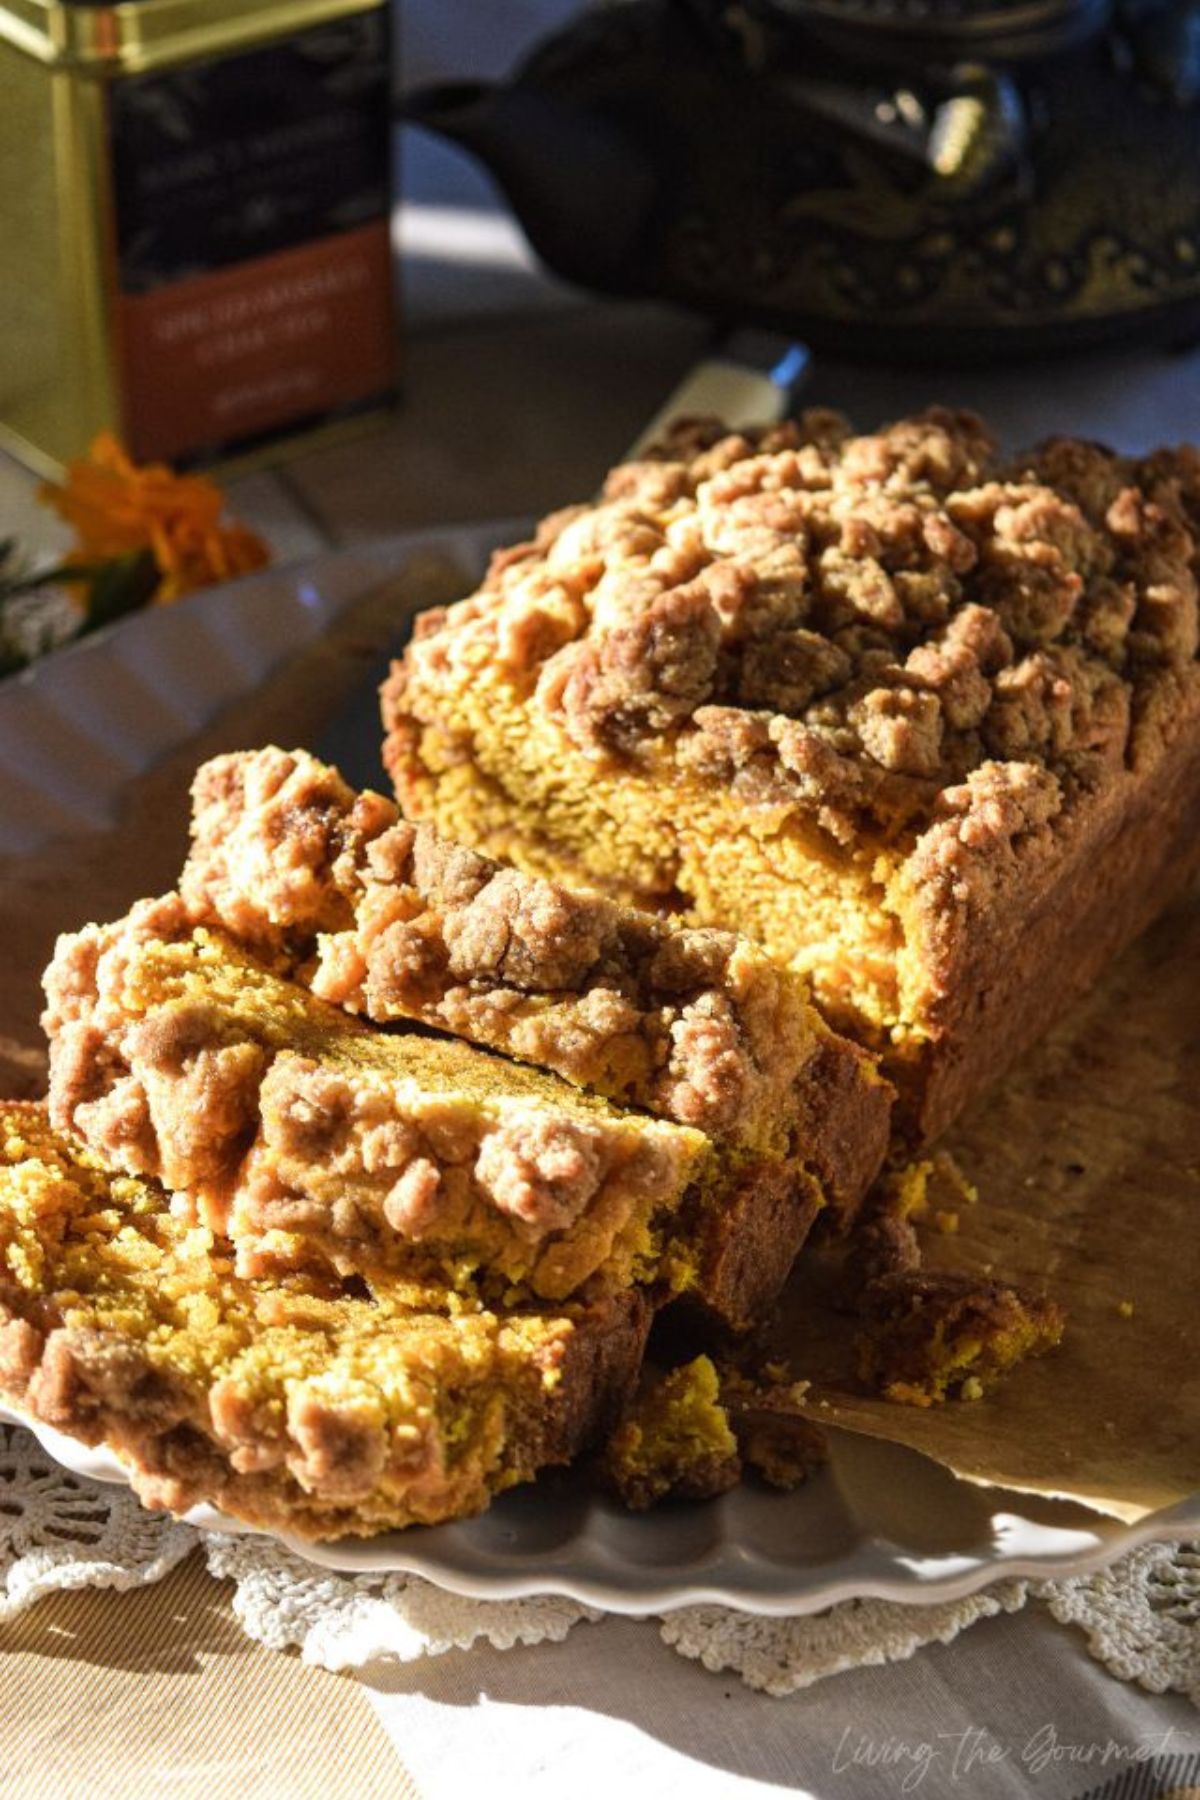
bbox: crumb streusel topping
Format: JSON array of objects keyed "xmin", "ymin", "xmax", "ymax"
[{"xmin": 428, "ymin": 407, "xmax": 1197, "ymax": 846}]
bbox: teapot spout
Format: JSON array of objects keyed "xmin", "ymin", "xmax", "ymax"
[
  {"xmin": 402, "ymin": 81, "xmax": 504, "ymax": 161},
  {"xmin": 400, "ymin": 80, "xmax": 659, "ymax": 293}
]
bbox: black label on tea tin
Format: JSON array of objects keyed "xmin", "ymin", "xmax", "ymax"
[
  {"xmin": 108, "ymin": 10, "xmax": 396, "ymax": 461},
  {"xmin": 109, "ymin": 12, "xmax": 391, "ymax": 290}
]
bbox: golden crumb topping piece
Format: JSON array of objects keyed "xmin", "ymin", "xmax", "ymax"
[
  {"xmin": 601, "ymin": 1355, "xmax": 741, "ymax": 1509},
  {"xmin": 855, "ymin": 1269, "xmax": 1066, "ymax": 1406}
]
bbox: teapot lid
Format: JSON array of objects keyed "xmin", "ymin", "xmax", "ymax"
[{"xmin": 762, "ymin": 0, "xmax": 1109, "ymax": 52}]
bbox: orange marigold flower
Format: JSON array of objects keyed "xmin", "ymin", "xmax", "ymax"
[{"xmin": 41, "ymin": 433, "xmax": 270, "ymax": 603}]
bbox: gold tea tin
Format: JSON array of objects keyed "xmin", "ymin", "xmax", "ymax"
[{"xmin": 0, "ymin": 0, "xmax": 396, "ymax": 475}]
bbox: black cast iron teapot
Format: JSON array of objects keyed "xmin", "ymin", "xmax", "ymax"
[{"xmin": 405, "ymin": 0, "xmax": 1200, "ymax": 362}]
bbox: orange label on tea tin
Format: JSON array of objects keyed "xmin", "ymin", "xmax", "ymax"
[{"xmin": 116, "ymin": 221, "xmax": 394, "ymax": 464}]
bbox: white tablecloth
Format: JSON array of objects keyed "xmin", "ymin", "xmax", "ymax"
[{"xmin": 360, "ymin": 1605, "xmax": 1198, "ymax": 1800}]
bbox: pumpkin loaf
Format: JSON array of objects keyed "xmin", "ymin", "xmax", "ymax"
[
  {"xmin": 381, "ymin": 408, "xmax": 1200, "ymax": 1138},
  {"xmin": 0, "ymin": 1104, "xmax": 649, "ymax": 1539},
  {"xmin": 44, "ymin": 896, "xmax": 837, "ymax": 1330},
  {"xmin": 180, "ymin": 745, "xmax": 889, "ymax": 1212}
]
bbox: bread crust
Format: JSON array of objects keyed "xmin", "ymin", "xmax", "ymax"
[{"xmin": 901, "ymin": 665, "xmax": 1200, "ymax": 1137}]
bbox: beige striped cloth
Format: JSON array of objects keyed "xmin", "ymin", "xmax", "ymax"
[{"xmin": 0, "ymin": 1551, "xmax": 420, "ymax": 1799}]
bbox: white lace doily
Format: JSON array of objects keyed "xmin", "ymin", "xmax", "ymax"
[
  {"xmin": 1034, "ymin": 1543, "xmax": 1200, "ymax": 1706},
  {"xmin": 0, "ymin": 1422, "xmax": 1194, "ymax": 1700},
  {"xmin": 0, "ymin": 1422, "xmax": 194, "ymax": 1621},
  {"xmin": 203, "ymin": 1533, "xmax": 600, "ymax": 1672}
]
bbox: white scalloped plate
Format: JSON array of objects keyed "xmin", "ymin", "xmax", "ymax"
[
  {"xmin": 4, "ymin": 529, "xmax": 1197, "ymax": 1615},
  {"xmin": 0, "ymin": 522, "xmax": 517, "ymax": 858},
  {"xmin": 3, "ymin": 1402, "xmax": 1197, "ymax": 1616}
]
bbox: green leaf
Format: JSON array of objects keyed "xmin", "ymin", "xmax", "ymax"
[
  {"xmin": 0, "ymin": 549, "xmax": 78, "ymax": 675},
  {"xmin": 77, "ymin": 550, "xmax": 159, "ymax": 636},
  {"xmin": 0, "ymin": 546, "xmax": 48, "ymax": 604}
]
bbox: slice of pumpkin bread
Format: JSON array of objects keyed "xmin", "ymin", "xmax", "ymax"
[
  {"xmin": 0, "ymin": 1104, "xmax": 649, "ymax": 1539},
  {"xmin": 43, "ymin": 898, "xmax": 822, "ymax": 1328},
  {"xmin": 381, "ymin": 409, "xmax": 1200, "ymax": 1139},
  {"xmin": 179, "ymin": 746, "xmax": 888, "ymax": 1213}
]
